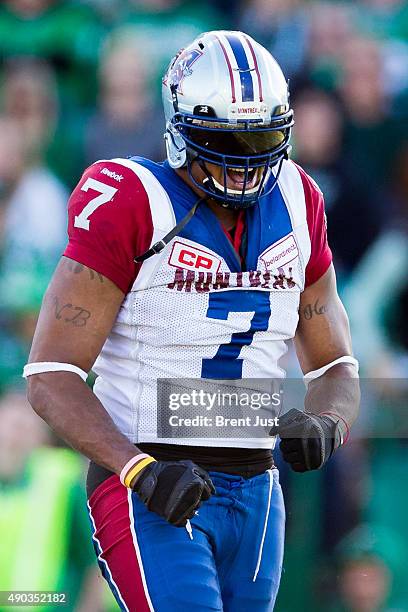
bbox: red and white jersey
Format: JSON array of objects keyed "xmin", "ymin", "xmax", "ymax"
[{"xmin": 64, "ymin": 157, "xmax": 332, "ymax": 448}]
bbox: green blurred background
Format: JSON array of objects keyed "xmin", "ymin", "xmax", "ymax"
[{"xmin": 0, "ymin": 0, "xmax": 407, "ymax": 610}]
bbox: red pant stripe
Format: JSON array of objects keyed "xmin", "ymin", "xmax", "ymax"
[
  {"xmin": 88, "ymin": 498, "xmax": 129, "ymax": 611},
  {"xmin": 88, "ymin": 475, "xmax": 153, "ymax": 612}
]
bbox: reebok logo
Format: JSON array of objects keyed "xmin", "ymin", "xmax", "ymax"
[{"xmin": 101, "ymin": 167, "xmax": 124, "ymax": 182}]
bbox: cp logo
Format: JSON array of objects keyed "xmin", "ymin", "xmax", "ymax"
[{"xmin": 168, "ymin": 241, "xmax": 221, "ymax": 273}]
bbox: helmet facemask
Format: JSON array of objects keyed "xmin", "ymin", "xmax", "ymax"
[{"xmin": 171, "ymin": 108, "xmax": 294, "ymax": 209}]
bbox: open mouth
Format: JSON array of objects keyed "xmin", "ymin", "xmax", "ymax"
[{"xmin": 226, "ymin": 166, "xmax": 260, "ymax": 190}]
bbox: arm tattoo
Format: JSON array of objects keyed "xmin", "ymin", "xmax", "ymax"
[
  {"xmin": 302, "ymin": 299, "xmax": 327, "ymax": 320},
  {"xmin": 66, "ymin": 260, "xmax": 104, "ymax": 283},
  {"xmin": 53, "ymin": 296, "xmax": 91, "ymax": 327}
]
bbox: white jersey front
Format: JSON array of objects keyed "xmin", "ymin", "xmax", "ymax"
[{"xmin": 64, "ymin": 157, "xmax": 332, "ymax": 447}]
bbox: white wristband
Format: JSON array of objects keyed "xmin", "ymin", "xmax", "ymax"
[
  {"xmin": 23, "ymin": 362, "xmax": 88, "ymax": 381},
  {"xmin": 304, "ymin": 356, "xmax": 359, "ymax": 387}
]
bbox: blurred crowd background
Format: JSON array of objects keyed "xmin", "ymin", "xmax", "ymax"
[{"xmin": 0, "ymin": 0, "xmax": 407, "ymax": 610}]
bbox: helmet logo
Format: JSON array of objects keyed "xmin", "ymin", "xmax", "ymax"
[{"xmin": 164, "ymin": 48, "xmax": 203, "ymax": 95}]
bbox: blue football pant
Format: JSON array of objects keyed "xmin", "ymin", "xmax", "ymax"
[{"xmin": 88, "ymin": 468, "xmax": 285, "ymax": 611}]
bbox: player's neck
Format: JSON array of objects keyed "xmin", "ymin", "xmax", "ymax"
[{"xmin": 175, "ymin": 167, "xmax": 239, "ymax": 231}]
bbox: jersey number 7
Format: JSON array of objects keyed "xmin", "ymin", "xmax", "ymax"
[
  {"xmin": 74, "ymin": 178, "xmax": 118, "ymax": 231},
  {"xmin": 202, "ymin": 291, "xmax": 271, "ymax": 379}
]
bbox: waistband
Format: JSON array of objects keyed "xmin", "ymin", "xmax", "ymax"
[
  {"xmin": 207, "ymin": 469, "xmax": 277, "ymax": 489},
  {"xmin": 87, "ymin": 446, "xmax": 274, "ymax": 499}
]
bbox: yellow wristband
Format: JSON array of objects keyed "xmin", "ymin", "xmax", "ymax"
[{"xmin": 124, "ymin": 456, "xmax": 156, "ymax": 488}]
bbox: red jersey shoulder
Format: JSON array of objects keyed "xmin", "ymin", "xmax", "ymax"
[
  {"xmin": 292, "ymin": 162, "xmax": 332, "ymax": 287},
  {"xmin": 67, "ymin": 160, "xmax": 151, "ymax": 233},
  {"xmin": 64, "ymin": 160, "xmax": 153, "ymax": 293}
]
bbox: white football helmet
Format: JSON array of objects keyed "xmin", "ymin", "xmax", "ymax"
[{"xmin": 162, "ymin": 30, "xmax": 294, "ymax": 209}]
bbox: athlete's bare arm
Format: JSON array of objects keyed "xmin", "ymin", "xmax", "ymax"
[
  {"xmin": 27, "ymin": 256, "xmax": 141, "ymax": 474},
  {"xmin": 295, "ymin": 264, "xmax": 359, "ymax": 427},
  {"xmin": 270, "ymin": 264, "xmax": 360, "ymax": 472},
  {"xmin": 296, "ymin": 264, "xmax": 351, "ymax": 371}
]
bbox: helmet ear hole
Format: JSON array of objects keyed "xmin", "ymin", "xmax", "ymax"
[{"xmin": 165, "ymin": 123, "xmax": 187, "ymax": 168}]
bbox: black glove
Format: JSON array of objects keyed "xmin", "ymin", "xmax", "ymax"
[
  {"xmin": 270, "ymin": 408, "xmax": 345, "ymax": 472},
  {"xmin": 132, "ymin": 459, "xmax": 215, "ymax": 526}
]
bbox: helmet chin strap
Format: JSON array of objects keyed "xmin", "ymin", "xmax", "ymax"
[
  {"xmin": 197, "ymin": 158, "xmax": 270, "ymax": 208},
  {"xmin": 197, "ymin": 159, "xmax": 233, "ymax": 208},
  {"xmin": 210, "ymin": 171, "xmax": 270, "ymax": 196},
  {"xmin": 186, "ymin": 152, "xmax": 286, "ymax": 209},
  {"xmin": 197, "ymin": 157, "xmax": 217, "ymax": 190}
]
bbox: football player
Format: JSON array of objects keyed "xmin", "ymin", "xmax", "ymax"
[{"xmin": 25, "ymin": 31, "xmax": 359, "ymax": 611}]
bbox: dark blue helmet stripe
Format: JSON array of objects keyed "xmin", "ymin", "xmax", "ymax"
[{"xmin": 224, "ymin": 33, "xmax": 254, "ymax": 102}]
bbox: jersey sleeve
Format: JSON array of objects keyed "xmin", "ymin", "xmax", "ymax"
[
  {"xmin": 296, "ymin": 164, "xmax": 333, "ymax": 288},
  {"xmin": 63, "ymin": 160, "xmax": 153, "ymax": 293}
]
